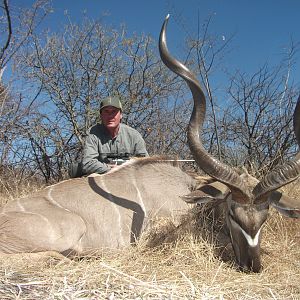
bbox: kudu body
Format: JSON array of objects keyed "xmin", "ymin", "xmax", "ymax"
[
  {"xmin": 0, "ymin": 158, "xmax": 197, "ymax": 254},
  {"xmin": 159, "ymin": 15, "xmax": 300, "ymax": 272}
]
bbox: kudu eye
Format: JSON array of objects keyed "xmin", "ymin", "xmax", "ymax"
[
  {"xmin": 228, "ymin": 208, "xmax": 240, "ymax": 225},
  {"xmin": 228, "ymin": 213, "xmax": 239, "ymax": 227},
  {"xmin": 228, "ymin": 211, "xmax": 247, "ymax": 233}
]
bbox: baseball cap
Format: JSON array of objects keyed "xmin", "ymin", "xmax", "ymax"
[{"xmin": 100, "ymin": 96, "xmax": 123, "ymax": 111}]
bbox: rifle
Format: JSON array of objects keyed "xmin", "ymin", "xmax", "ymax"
[
  {"xmin": 105, "ymin": 152, "xmax": 146, "ymax": 165},
  {"xmin": 68, "ymin": 153, "xmax": 147, "ymax": 178}
]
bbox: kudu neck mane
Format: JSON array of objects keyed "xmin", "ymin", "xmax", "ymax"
[{"xmin": 105, "ymin": 156, "xmax": 183, "ymax": 176}]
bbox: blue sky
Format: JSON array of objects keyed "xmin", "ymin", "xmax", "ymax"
[{"xmin": 11, "ymin": 0, "xmax": 300, "ymax": 86}]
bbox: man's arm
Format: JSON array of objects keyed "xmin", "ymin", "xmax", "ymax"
[
  {"xmin": 133, "ymin": 131, "xmax": 149, "ymax": 157},
  {"xmin": 82, "ymin": 134, "xmax": 110, "ymax": 175}
]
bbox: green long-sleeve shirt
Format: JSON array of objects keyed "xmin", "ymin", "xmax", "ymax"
[{"xmin": 82, "ymin": 123, "xmax": 148, "ymax": 175}]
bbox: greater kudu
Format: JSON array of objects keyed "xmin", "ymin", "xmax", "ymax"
[
  {"xmin": 0, "ymin": 157, "xmax": 200, "ymax": 255},
  {"xmin": 159, "ymin": 15, "xmax": 300, "ymax": 272}
]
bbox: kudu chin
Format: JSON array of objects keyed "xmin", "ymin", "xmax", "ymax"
[{"xmin": 159, "ymin": 14, "xmax": 300, "ymax": 273}]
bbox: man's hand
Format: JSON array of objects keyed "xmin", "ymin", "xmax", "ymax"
[{"xmin": 107, "ymin": 163, "xmax": 122, "ymax": 172}]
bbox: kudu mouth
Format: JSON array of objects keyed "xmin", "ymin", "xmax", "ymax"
[
  {"xmin": 231, "ymin": 229, "xmax": 263, "ymax": 273},
  {"xmin": 239, "ymin": 245, "xmax": 262, "ymax": 273}
]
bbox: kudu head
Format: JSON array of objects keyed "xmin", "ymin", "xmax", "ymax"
[{"xmin": 159, "ymin": 15, "xmax": 300, "ymax": 272}]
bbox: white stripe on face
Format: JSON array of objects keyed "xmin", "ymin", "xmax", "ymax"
[{"xmin": 240, "ymin": 226, "xmax": 262, "ymax": 247}]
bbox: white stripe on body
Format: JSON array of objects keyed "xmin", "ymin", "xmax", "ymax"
[
  {"xmin": 33, "ymin": 212, "xmax": 57, "ymax": 242},
  {"xmin": 131, "ymin": 176, "xmax": 147, "ymax": 217},
  {"xmin": 72, "ymin": 235, "xmax": 84, "ymax": 253},
  {"xmin": 16, "ymin": 199, "xmax": 25, "ymax": 211},
  {"xmin": 46, "ymin": 187, "xmax": 71, "ymax": 212},
  {"xmin": 129, "ymin": 175, "xmax": 147, "ymax": 240},
  {"xmin": 100, "ymin": 176, "xmax": 125, "ymax": 247},
  {"xmin": 8, "ymin": 210, "xmax": 58, "ymax": 244}
]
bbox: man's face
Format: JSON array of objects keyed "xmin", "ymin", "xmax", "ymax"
[{"xmin": 100, "ymin": 106, "xmax": 122, "ymax": 129}]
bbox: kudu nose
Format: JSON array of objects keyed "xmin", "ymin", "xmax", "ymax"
[
  {"xmin": 238, "ymin": 254, "xmax": 262, "ymax": 273},
  {"xmin": 239, "ymin": 263, "xmax": 262, "ymax": 273}
]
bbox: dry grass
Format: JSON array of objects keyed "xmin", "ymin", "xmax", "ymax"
[
  {"xmin": 0, "ymin": 171, "xmax": 44, "ymax": 207},
  {"xmin": 0, "ymin": 182, "xmax": 299, "ymax": 299}
]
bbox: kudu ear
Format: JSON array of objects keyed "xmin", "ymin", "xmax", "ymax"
[
  {"xmin": 182, "ymin": 181, "xmax": 230, "ymax": 204},
  {"xmin": 269, "ymin": 190, "xmax": 300, "ymax": 218}
]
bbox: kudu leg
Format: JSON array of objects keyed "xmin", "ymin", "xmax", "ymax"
[{"xmin": 0, "ymin": 208, "xmax": 86, "ymax": 255}]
